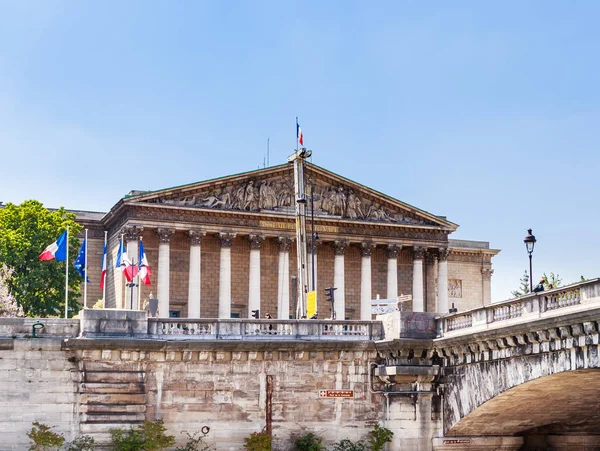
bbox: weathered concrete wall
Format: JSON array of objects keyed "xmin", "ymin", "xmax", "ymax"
[{"xmin": 0, "ymin": 339, "xmax": 80, "ymax": 450}]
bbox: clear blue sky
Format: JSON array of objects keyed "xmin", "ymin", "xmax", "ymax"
[{"xmin": 1, "ymin": 1, "xmax": 598, "ymax": 302}]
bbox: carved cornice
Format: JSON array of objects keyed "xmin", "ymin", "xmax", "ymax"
[
  {"xmin": 123, "ymin": 225, "xmax": 143, "ymax": 242},
  {"xmin": 157, "ymin": 228, "xmax": 174, "ymax": 244},
  {"xmin": 248, "ymin": 234, "xmax": 265, "ymax": 250},
  {"xmin": 123, "ymin": 205, "xmax": 450, "ymax": 244},
  {"xmin": 188, "ymin": 230, "xmax": 205, "ymax": 246},
  {"xmin": 360, "ymin": 242, "xmax": 376, "ymax": 257},
  {"xmin": 334, "ymin": 240, "xmax": 348, "ymax": 256},
  {"xmin": 277, "ymin": 237, "xmax": 293, "ymax": 252},
  {"xmin": 218, "ymin": 233, "xmax": 236, "ymax": 248},
  {"xmin": 482, "ymin": 268, "xmax": 494, "ymax": 281},
  {"xmin": 412, "ymin": 246, "xmax": 426, "ymax": 260},
  {"xmin": 385, "ymin": 244, "xmax": 401, "ymax": 259}
]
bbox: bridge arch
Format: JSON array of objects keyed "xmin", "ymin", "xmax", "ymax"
[{"xmin": 447, "ymin": 368, "xmax": 600, "ymax": 438}]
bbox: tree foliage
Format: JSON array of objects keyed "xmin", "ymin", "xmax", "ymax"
[
  {"xmin": 27, "ymin": 422, "xmax": 65, "ymax": 451},
  {"xmin": 0, "ymin": 200, "xmax": 82, "ymax": 317},
  {"xmin": 541, "ymin": 272, "xmax": 563, "ymax": 289},
  {"xmin": 511, "ymin": 270, "xmax": 530, "ymax": 298},
  {"xmin": 0, "ymin": 264, "xmax": 23, "ymax": 317}
]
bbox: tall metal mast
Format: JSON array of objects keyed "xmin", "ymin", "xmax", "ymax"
[{"xmin": 287, "ymin": 146, "xmax": 311, "ymax": 318}]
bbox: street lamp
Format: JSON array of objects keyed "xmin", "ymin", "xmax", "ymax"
[{"xmin": 524, "ymin": 228, "xmax": 537, "ymax": 293}]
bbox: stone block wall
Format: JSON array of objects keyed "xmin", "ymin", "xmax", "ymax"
[{"xmin": 0, "ymin": 339, "xmax": 80, "ymax": 450}]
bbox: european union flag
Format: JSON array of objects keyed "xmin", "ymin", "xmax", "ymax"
[{"xmin": 74, "ymin": 238, "xmax": 91, "ymax": 283}]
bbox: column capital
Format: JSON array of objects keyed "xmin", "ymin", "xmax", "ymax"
[
  {"xmin": 360, "ymin": 241, "xmax": 376, "ymax": 257},
  {"xmin": 426, "ymin": 251, "xmax": 438, "ymax": 265},
  {"xmin": 123, "ymin": 225, "xmax": 143, "ymax": 242},
  {"xmin": 385, "ymin": 244, "xmax": 402, "ymax": 259},
  {"xmin": 218, "ymin": 232, "xmax": 236, "ymax": 248},
  {"xmin": 188, "ymin": 230, "xmax": 206, "ymax": 246},
  {"xmin": 157, "ymin": 228, "xmax": 174, "ymax": 244},
  {"xmin": 482, "ymin": 268, "xmax": 494, "ymax": 280},
  {"xmin": 438, "ymin": 247, "xmax": 451, "ymax": 261},
  {"xmin": 307, "ymin": 236, "xmax": 321, "ymax": 253},
  {"xmin": 277, "ymin": 236, "xmax": 293, "ymax": 252},
  {"xmin": 247, "ymin": 234, "xmax": 265, "ymax": 250},
  {"xmin": 334, "ymin": 240, "xmax": 348, "ymax": 256},
  {"xmin": 412, "ymin": 246, "xmax": 426, "ymax": 260}
]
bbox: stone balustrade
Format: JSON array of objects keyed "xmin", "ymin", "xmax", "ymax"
[
  {"xmin": 0, "ymin": 311, "xmax": 382, "ymax": 341},
  {"xmin": 149, "ymin": 318, "xmax": 382, "ymax": 341},
  {"xmin": 438, "ymin": 278, "xmax": 600, "ymax": 338}
]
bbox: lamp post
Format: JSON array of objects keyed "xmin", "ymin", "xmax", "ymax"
[{"xmin": 524, "ymin": 228, "xmax": 536, "ymax": 293}]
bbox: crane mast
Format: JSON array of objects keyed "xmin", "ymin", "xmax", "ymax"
[{"xmin": 287, "ymin": 147, "xmax": 311, "ymax": 318}]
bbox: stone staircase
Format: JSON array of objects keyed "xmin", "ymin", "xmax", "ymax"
[{"xmin": 79, "ymin": 361, "xmax": 147, "ymax": 445}]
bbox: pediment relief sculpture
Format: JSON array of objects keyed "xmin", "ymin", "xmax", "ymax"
[{"xmin": 143, "ymin": 174, "xmax": 436, "ymax": 226}]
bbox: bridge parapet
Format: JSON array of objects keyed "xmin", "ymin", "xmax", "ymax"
[{"xmin": 438, "ymin": 278, "xmax": 600, "ymax": 338}]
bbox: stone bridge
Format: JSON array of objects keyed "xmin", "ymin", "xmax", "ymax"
[
  {"xmin": 1, "ymin": 279, "xmax": 599, "ymax": 450},
  {"xmin": 413, "ymin": 279, "xmax": 599, "ymax": 450}
]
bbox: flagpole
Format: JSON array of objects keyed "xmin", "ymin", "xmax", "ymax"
[
  {"xmin": 102, "ymin": 231, "xmax": 107, "ymax": 306},
  {"xmin": 84, "ymin": 228, "xmax": 88, "ymax": 309},
  {"xmin": 137, "ymin": 237, "xmax": 142, "ymax": 310},
  {"xmin": 65, "ymin": 226, "xmax": 69, "ymax": 319},
  {"xmin": 120, "ymin": 234, "xmax": 125, "ymax": 310}
]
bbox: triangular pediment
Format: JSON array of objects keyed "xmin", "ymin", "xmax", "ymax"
[{"xmin": 125, "ymin": 163, "xmax": 457, "ymax": 230}]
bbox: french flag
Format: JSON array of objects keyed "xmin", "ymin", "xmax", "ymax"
[
  {"xmin": 297, "ymin": 120, "xmax": 304, "ymax": 146},
  {"xmin": 39, "ymin": 231, "xmax": 68, "ymax": 262},
  {"xmin": 116, "ymin": 238, "xmax": 137, "ymax": 282},
  {"xmin": 100, "ymin": 242, "xmax": 107, "ymax": 290},
  {"xmin": 138, "ymin": 240, "xmax": 152, "ymax": 286}
]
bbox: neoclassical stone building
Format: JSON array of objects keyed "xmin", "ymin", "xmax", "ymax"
[{"xmin": 78, "ymin": 163, "xmax": 499, "ymax": 318}]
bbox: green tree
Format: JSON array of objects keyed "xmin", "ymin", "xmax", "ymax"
[
  {"xmin": 0, "ymin": 264, "xmax": 23, "ymax": 317},
  {"xmin": 541, "ymin": 272, "xmax": 563, "ymax": 289},
  {"xmin": 0, "ymin": 200, "xmax": 82, "ymax": 317},
  {"xmin": 511, "ymin": 270, "xmax": 530, "ymax": 298}
]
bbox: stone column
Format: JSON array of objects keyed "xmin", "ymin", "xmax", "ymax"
[
  {"xmin": 437, "ymin": 248, "xmax": 450, "ymax": 313},
  {"xmin": 482, "ymin": 267, "xmax": 494, "ymax": 306},
  {"xmin": 218, "ymin": 233, "xmax": 235, "ymax": 319},
  {"xmin": 156, "ymin": 228, "xmax": 174, "ymax": 318},
  {"xmin": 412, "ymin": 247, "xmax": 425, "ymax": 312},
  {"xmin": 187, "ymin": 230, "xmax": 205, "ymax": 318},
  {"xmin": 386, "ymin": 244, "xmax": 401, "ymax": 300},
  {"xmin": 123, "ymin": 226, "xmax": 142, "ymax": 310},
  {"xmin": 426, "ymin": 252, "xmax": 438, "ymax": 313},
  {"xmin": 247, "ymin": 235, "xmax": 264, "ymax": 318},
  {"xmin": 360, "ymin": 242, "xmax": 376, "ymax": 320},
  {"xmin": 333, "ymin": 240, "xmax": 347, "ymax": 320},
  {"xmin": 277, "ymin": 237, "xmax": 292, "ymax": 319}
]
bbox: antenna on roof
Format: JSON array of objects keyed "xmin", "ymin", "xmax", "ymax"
[{"xmin": 267, "ymin": 138, "xmax": 270, "ymax": 167}]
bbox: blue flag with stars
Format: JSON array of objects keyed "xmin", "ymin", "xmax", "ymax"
[{"xmin": 74, "ymin": 238, "xmax": 91, "ymax": 283}]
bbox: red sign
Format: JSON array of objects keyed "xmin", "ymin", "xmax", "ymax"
[
  {"xmin": 319, "ymin": 390, "xmax": 354, "ymax": 398},
  {"xmin": 443, "ymin": 439, "xmax": 471, "ymax": 445}
]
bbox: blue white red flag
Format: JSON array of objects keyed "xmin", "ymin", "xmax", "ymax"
[
  {"xmin": 138, "ymin": 239, "xmax": 152, "ymax": 286},
  {"xmin": 297, "ymin": 121, "xmax": 304, "ymax": 146},
  {"xmin": 100, "ymin": 242, "xmax": 107, "ymax": 290},
  {"xmin": 39, "ymin": 231, "xmax": 68, "ymax": 262},
  {"xmin": 115, "ymin": 237, "xmax": 137, "ymax": 282}
]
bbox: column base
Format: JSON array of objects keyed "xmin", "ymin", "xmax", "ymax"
[{"xmin": 433, "ymin": 436, "xmax": 523, "ymax": 451}]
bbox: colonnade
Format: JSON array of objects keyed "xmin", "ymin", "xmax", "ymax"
[{"xmin": 122, "ymin": 228, "xmax": 450, "ymax": 319}]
